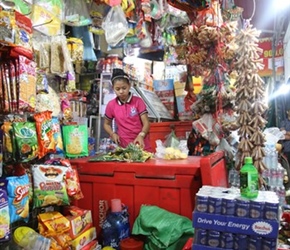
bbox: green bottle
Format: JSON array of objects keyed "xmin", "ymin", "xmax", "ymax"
[{"xmin": 240, "ymin": 157, "xmax": 259, "ymax": 199}]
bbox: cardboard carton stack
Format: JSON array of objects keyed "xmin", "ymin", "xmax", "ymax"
[{"xmin": 192, "ymin": 186, "xmax": 279, "ymax": 250}]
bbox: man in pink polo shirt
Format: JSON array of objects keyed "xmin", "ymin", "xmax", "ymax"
[{"xmin": 103, "ymin": 68, "xmax": 152, "ymax": 152}]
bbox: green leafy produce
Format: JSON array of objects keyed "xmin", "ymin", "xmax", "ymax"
[{"xmin": 89, "ymin": 143, "xmax": 153, "ymax": 162}]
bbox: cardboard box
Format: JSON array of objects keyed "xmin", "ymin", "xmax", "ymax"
[
  {"xmin": 193, "ymin": 211, "xmax": 279, "ymax": 238},
  {"xmin": 70, "ymin": 227, "xmax": 96, "ymax": 250},
  {"xmin": 81, "ymin": 239, "xmax": 98, "ymax": 250},
  {"xmin": 65, "ymin": 208, "xmax": 93, "ymax": 239}
]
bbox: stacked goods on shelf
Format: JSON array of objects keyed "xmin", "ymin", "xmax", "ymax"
[{"xmin": 192, "ymin": 186, "xmax": 279, "ymax": 250}]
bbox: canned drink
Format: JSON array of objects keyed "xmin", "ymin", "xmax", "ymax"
[
  {"xmin": 208, "ymin": 195, "xmax": 222, "ymax": 214},
  {"xmin": 222, "ymin": 195, "xmax": 236, "ymax": 215},
  {"xmin": 194, "ymin": 229, "xmax": 207, "ymax": 245},
  {"xmin": 248, "ymin": 236, "xmax": 262, "ymax": 250},
  {"xmin": 195, "ymin": 194, "xmax": 208, "ymax": 213},
  {"xmin": 250, "ymin": 199, "xmax": 265, "ymax": 219},
  {"xmin": 208, "ymin": 230, "xmax": 220, "ymax": 248},
  {"xmin": 264, "ymin": 201, "xmax": 279, "ymax": 220},
  {"xmin": 220, "ymin": 232, "xmax": 234, "ymax": 249},
  {"xmin": 234, "ymin": 234, "xmax": 248, "ymax": 250},
  {"xmin": 262, "ymin": 237, "xmax": 277, "ymax": 250},
  {"xmin": 235, "ymin": 198, "xmax": 250, "ymax": 217}
]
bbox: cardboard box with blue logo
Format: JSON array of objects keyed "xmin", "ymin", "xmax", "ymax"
[{"xmin": 191, "ymin": 186, "xmax": 279, "ymax": 250}]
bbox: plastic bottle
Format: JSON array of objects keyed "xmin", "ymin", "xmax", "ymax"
[
  {"xmin": 102, "ymin": 199, "xmax": 130, "ymax": 250},
  {"xmin": 240, "ymin": 157, "xmax": 259, "ymax": 199},
  {"xmin": 13, "ymin": 226, "xmax": 51, "ymax": 250}
]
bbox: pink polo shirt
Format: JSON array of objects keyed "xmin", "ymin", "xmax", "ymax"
[{"xmin": 105, "ymin": 93, "xmax": 152, "ymax": 152}]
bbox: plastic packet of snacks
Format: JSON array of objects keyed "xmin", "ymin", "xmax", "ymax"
[
  {"xmin": 12, "ymin": 122, "xmax": 39, "ymax": 162},
  {"xmin": 6, "ymin": 174, "xmax": 30, "ymax": 224},
  {"xmin": 38, "ymin": 211, "xmax": 71, "ymax": 237},
  {"xmin": 0, "ymin": 179, "xmax": 10, "ymax": 243},
  {"xmin": 62, "ymin": 125, "xmax": 88, "ymax": 158},
  {"xmin": 31, "ymin": 164, "xmax": 70, "ymax": 208},
  {"xmin": 34, "ymin": 110, "xmax": 56, "ymax": 159}
]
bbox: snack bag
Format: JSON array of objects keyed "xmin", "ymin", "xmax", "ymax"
[
  {"xmin": 32, "ymin": 164, "xmax": 70, "ymax": 208},
  {"xmin": 62, "ymin": 125, "xmax": 88, "ymax": 158},
  {"xmin": 1, "ymin": 122, "xmax": 13, "ymax": 163},
  {"xmin": 0, "ymin": 179, "xmax": 11, "ymax": 243},
  {"xmin": 38, "ymin": 211, "xmax": 71, "ymax": 237},
  {"xmin": 34, "ymin": 110, "xmax": 56, "ymax": 158},
  {"xmin": 12, "ymin": 122, "xmax": 38, "ymax": 162},
  {"xmin": 65, "ymin": 166, "xmax": 84, "ymax": 201},
  {"xmin": 51, "ymin": 116, "xmax": 64, "ymax": 156},
  {"xmin": 6, "ymin": 174, "xmax": 30, "ymax": 224}
]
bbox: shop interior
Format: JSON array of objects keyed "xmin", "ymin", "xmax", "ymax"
[{"xmin": 1, "ymin": 0, "xmax": 290, "ymax": 249}]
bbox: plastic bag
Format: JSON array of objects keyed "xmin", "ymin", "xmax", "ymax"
[
  {"xmin": 132, "ymin": 205, "xmax": 194, "ymax": 250},
  {"xmin": 102, "ymin": 6, "xmax": 129, "ymax": 47},
  {"xmin": 164, "ymin": 130, "xmax": 180, "ymax": 148},
  {"xmin": 63, "ymin": 0, "xmax": 92, "ymax": 26}
]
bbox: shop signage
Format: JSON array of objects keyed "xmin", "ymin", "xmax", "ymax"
[{"xmin": 258, "ymin": 37, "xmax": 284, "ymax": 77}]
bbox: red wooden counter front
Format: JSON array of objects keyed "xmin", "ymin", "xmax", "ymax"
[{"xmin": 70, "ymin": 151, "xmax": 227, "ymax": 235}]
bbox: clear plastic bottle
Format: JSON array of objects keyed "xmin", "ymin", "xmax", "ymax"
[
  {"xmin": 13, "ymin": 226, "xmax": 51, "ymax": 250},
  {"xmin": 240, "ymin": 157, "xmax": 259, "ymax": 199}
]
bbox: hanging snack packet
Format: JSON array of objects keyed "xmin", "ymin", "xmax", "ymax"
[
  {"xmin": 1, "ymin": 122, "xmax": 14, "ymax": 163},
  {"xmin": 62, "ymin": 125, "xmax": 89, "ymax": 158},
  {"xmin": 32, "ymin": 164, "xmax": 70, "ymax": 208},
  {"xmin": 0, "ymin": 179, "xmax": 10, "ymax": 243},
  {"xmin": 12, "ymin": 122, "xmax": 38, "ymax": 162},
  {"xmin": 34, "ymin": 110, "xmax": 56, "ymax": 158},
  {"xmin": 51, "ymin": 116, "xmax": 64, "ymax": 156},
  {"xmin": 65, "ymin": 165, "xmax": 84, "ymax": 201},
  {"xmin": 6, "ymin": 174, "xmax": 30, "ymax": 224}
]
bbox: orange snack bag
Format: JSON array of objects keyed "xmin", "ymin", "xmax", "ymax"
[{"xmin": 34, "ymin": 110, "xmax": 56, "ymax": 158}]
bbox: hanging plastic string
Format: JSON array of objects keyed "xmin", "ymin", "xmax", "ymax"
[{"xmin": 241, "ymin": 0, "xmax": 256, "ymax": 27}]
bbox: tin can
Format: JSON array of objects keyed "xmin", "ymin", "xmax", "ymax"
[
  {"xmin": 235, "ymin": 198, "xmax": 250, "ymax": 217},
  {"xmin": 208, "ymin": 230, "xmax": 220, "ymax": 248},
  {"xmin": 264, "ymin": 201, "xmax": 279, "ymax": 220},
  {"xmin": 248, "ymin": 236, "xmax": 262, "ymax": 250},
  {"xmin": 195, "ymin": 194, "xmax": 208, "ymax": 213},
  {"xmin": 222, "ymin": 195, "xmax": 236, "ymax": 215},
  {"xmin": 262, "ymin": 237, "xmax": 277, "ymax": 250},
  {"xmin": 194, "ymin": 229, "xmax": 207, "ymax": 245},
  {"xmin": 220, "ymin": 232, "xmax": 234, "ymax": 249},
  {"xmin": 250, "ymin": 199, "xmax": 265, "ymax": 219},
  {"xmin": 208, "ymin": 195, "xmax": 222, "ymax": 214},
  {"xmin": 234, "ymin": 234, "xmax": 248, "ymax": 250}
]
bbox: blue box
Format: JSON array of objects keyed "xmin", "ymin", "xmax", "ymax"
[{"xmin": 193, "ymin": 211, "xmax": 279, "ymax": 238}]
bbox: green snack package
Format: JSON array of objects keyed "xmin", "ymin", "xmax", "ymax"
[
  {"xmin": 62, "ymin": 125, "xmax": 88, "ymax": 158},
  {"xmin": 12, "ymin": 122, "xmax": 39, "ymax": 162}
]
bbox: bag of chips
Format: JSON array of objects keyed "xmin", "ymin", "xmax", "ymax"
[
  {"xmin": 0, "ymin": 179, "xmax": 10, "ymax": 242},
  {"xmin": 12, "ymin": 122, "xmax": 39, "ymax": 162},
  {"xmin": 62, "ymin": 125, "xmax": 88, "ymax": 158},
  {"xmin": 34, "ymin": 110, "xmax": 55, "ymax": 159},
  {"xmin": 32, "ymin": 164, "xmax": 70, "ymax": 208},
  {"xmin": 6, "ymin": 174, "xmax": 30, "ymax": 224}
]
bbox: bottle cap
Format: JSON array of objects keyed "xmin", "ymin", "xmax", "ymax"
[
  {"xmin": 111, "ymin": 198, "xmax": 122, "ymax": 212},
  {"xmin": 13, "ymin": 226, "xmax": 36, "ymax": 247},
  {"xmin": 244, "ymin": 157, "xmax": 253, "ymax": 164}
]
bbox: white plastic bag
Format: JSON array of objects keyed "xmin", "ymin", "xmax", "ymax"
[{"xmin": 102, "ymin": 5, "xmax": 129, "ymax": 47}]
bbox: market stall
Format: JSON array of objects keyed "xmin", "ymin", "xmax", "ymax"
[{"xmin": 0, "ymin": 0, "xmax": 290, "ymax": 249}]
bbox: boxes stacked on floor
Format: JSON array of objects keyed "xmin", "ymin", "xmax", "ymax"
[
  {"xmin": 62, "ymin": 206, "xmax": 100, "ymax": 250},
  {"xmin": 192, "ymin": 186, "xmax": 280, "ymax": 250}
]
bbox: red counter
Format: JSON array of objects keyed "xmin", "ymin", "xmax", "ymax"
[{"xmin": 70, "ymin": 151, "xmax": 227, "ymax": 235}]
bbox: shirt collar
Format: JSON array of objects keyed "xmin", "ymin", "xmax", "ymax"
[{"xmin": 117, "ymin": 92, "xmax": 133, "ymax": 105}]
